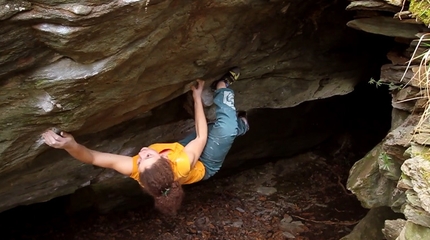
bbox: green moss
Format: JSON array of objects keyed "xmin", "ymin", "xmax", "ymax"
[
  {"xmin": 421, "ymin": 151, "xmax": 430, "ymax": 161},
  {"xmin": 413, "ymin": 148, "xmax": 430, "ymax": 161},
  {"xmin": 422, "ymin": 169, "xmax": 430, "ymax": 184},
  {"xmin": 410, "ymin": 0, "xmax": 430, "ymax": 26},
  {"xmin": 400, "ymin": 173, "xmax": 411, "ymax": 181}
]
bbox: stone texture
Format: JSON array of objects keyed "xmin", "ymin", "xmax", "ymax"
[
  {"xmin": 0, "ymin": 0, "xmax": 32, "ymax": 21},
  {"xmin": 383, "ymin": 219, "xmax": 406, "ymax": 240},
  {"xmin": 391, "ymin": 86, "xmax": 421, "ymax": 112},
  {"xmin": 346, "ymin": 16, "xmax": 428, "ymax": 39},
  {"xmin": 400, "ymin": 156, "xmax": 430, "ymax": 227},
  {"xmin": 383, "ymin": 114, "xmax": 418, "ymax": 165},
  {"xmin": 346, "ymin": 1, "xmax": 401, "ymax": 12},
  {"xmin": 69, "ymin": 176, "xmax": 152, "ymax": 214},
  {"xmin": 380, "ymin": 64, "xmax": 428, "ymax": 113},
  {"xmin": 279, "ymin": 216, "xmax": 306, "ymax": 238},
  {"xmin": 413, "ymin": 121, "xmax": 430, "ymax": 145},
  {"xmin": 347, "ymin": 143, "xmax": 404, "ymax": 209},
  {"xmin": 344, "ymin": 0, "xmax": 430, "ymax": 237},
  {"xmin": 397, "ymin": 220, "xmax": 430, "ymax": 240},
  {"xmin": 0, "ymin": 0, "xmax": 383, "ymax": 212},
  {"xmin": 384, "ymin": 0, "xmax": 403, "ymax": 7},
  {"xmin": 390, "ymin": 108, "xmax": 411, "ymax": 131},
  {"xmin": 0, "ymin": 89, "xmax": 367, "ymax": 212},
  {"xmin": 340, "ymin": 207, "xmax": 403, "ymax": 240},
  {"xmin": 402, "ymin": 196, "xmax": 430, "ymax": 228},
  {"xmin": 387, "ymin": 50, "xmax": 410, "ymax": 66},
  {"xmin": 347, "ymin": 114, "xmax": 419, "ymax": 210},
  {"xmin": 380, "ymin": 64, "xmax": 415, "ymax": 87}
]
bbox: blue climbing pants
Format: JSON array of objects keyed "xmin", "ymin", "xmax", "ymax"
[{"xmin": 179, "ymin": 88, "xmax": 248, "ymax": 180}]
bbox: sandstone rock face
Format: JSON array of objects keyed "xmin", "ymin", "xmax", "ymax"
[{"xmin": 0, "ymin": 0, "xmax": 376, "ymax": 212}]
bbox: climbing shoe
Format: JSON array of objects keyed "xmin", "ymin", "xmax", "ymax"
[
  {"xmin": 237, "ymin": 110, "xmax": 249, "ymax": 133},
  {"xmin": 210, "ymin": 67, "xmax": 241, "ymax": 90},
  {"xmin": 236, "ymin": 110, "xmax": 247, "ymax": 119}
]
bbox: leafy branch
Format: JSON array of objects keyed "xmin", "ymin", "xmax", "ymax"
[{"xmin": 368, "ymin": 78, "xmax": 404, "ymax": 91}]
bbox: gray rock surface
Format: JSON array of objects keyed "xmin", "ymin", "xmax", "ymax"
[
  {"xmin": 383, "ymin": 219, "xmax": 406, "ymax": 240},
  {"xmin": 0, "ymin": 0, "xmax": 378, "ymax": 212},
  {"xmin": 340, "ymin": 207, "xmax": 403, "ymax": 240}
]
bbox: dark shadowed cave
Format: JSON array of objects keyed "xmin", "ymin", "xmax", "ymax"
[
  {"xmin": 0, "ymin": 71, "xmax": 394, "ymax": 240},
  {"xmin": 2, "ymin": 0, "xmax": 428, "ymax": 237},
  {"xmin": 0, "ymin": 3, "xmax": 404, "ymax": 236}
]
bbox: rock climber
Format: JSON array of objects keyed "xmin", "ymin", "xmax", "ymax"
[{"xmin": 42, "ymin": 67, "xmax": 249, "ymax": 215}]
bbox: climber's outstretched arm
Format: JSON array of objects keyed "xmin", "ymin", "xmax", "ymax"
[
  {"xmin": 42, "ymin": 130, "xmax": 133, "ymax": 176},
  {"xmin": 183, "ymin": 79, "xmax": 208, "ymax": 168}
]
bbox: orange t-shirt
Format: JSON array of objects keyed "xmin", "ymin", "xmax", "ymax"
[{"xmin": 130, "ymin": 142, "xmax": 205, "ymax": 185}]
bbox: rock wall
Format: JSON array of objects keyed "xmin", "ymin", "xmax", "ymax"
[
  {"xmin": 343, "ymin": 0, "xmax": 430, "ymax": 239},
  {"xmin": 0, "ymin": 0, "xmax": 381, "ymax": 213}
]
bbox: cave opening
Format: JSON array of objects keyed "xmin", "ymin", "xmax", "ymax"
[
  {"xmin": 0, "ymin": 68, "xmax": 395, "ymax": 240},
  {"xmin": 1, "ymin": 6, "xmax": 402, "ymax": 236},
  {"xmin": 0, "ymin": 0, "xmax": 420, "ymax": 237},
  {"xmin": 221, "ymin": 78, "xmax": 394, "ymax": 177}
]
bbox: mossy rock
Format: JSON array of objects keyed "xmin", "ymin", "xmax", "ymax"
[{"xmin": 410, "ymin": 0, "xmax": 430, "ymax": 27}]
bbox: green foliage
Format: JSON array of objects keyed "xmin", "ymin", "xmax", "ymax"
[
  {"xmin": 379, "ymin": 152, "xmax": 393, "ymax": 171},
  {"xmin": 368, "ymin": 78, "xmax": 404, "ymax": 91},
  {"xmin": 410, "ymin": 0, "xmax": 430, "ymax": 27}
]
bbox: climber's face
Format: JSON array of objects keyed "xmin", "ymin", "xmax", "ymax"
[{"xmin": 137, "ymin": 147, "xmax": 160, "ymax": 172}]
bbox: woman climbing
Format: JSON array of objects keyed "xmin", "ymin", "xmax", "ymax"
[{"xmin": 42, "ymin": 67, "xmax": 249, "ymax": 215}]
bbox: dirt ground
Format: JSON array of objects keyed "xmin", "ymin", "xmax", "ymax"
[{"xmin": 2, "ymin": 147, "xmax": 367, "ymax": 240}]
